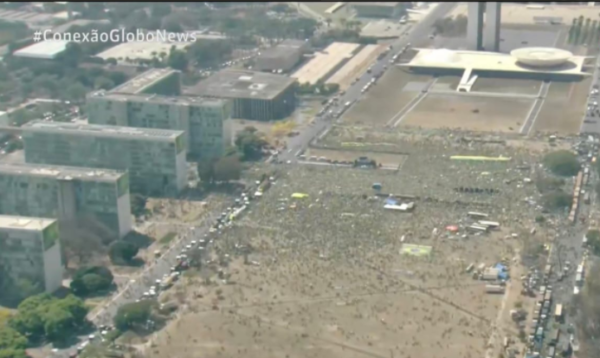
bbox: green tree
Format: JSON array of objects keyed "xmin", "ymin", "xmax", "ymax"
[
  {"xmin": 150, "ymin": 3, "xmax": 171, "ymax": 18},
  {"xmin": 542, "ymin": 191, "xmax": 572, "ymax": 211},
  {"xmin": 0, "ymin": 349, "xmax": 28, "ymax": 358},
  {"xmin": 9, "ymin": 293, "xmax": 53, "ymax": 337},
  {"xmin": 163, "ymin": 19, "xmax": 183, "ymax": 33},
  {"xmin": 167, "ymin": 49, "xmax": 188, "ymax": 71},
  {"xmin": 235, "ymin": 126, "xmax": 267, "ymax": 161},
  {"xmin": 114, "ymin": 300, "xmax": 154, "ymax": 331},
  {"xmin": 108, "ymin": 241, "xmax": 139, "ymax": 264},
  {"xmin": 130, "ymin": 194, "xmax": 148, "ymax": 217},
  {"xmin": 94, "ymin": 76, "xmax": 115, "ymax": 90},
  {"xmin": 197, "ymin": 160, "xmax": 216, "ymax": 184},
  {"xmin": 0, "ymin": 326, "xmax": 27, "ymax": 351},
  {"xmin": 543, "ymin": 150, "xmax": 581, "ymax": 177},
  {"xmin": 213, "ymin": 156, "xmax": 242, "ymax": 182},
  {"xmin": 43, "ymin": 306, "xmax": 74, "ymax": 342},
  {"xmin": 65, "ymin": 83, "xmax": 87, "ymax": 103},
  {"xmin": 586, "ymin": 229, "xmax": 600, "ymax": 255},
  {"xmin": 70, "ymin": 266, "xmax": 113, "ymax": 296}
]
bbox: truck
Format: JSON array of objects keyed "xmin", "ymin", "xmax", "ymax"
[{"xmin": 485, "ymin": 284, "xmax": 505, "ymax": 294}]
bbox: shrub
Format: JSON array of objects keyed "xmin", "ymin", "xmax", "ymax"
[{"xmin": 543, "ymin": 150, "xmax": 580, "ymax": 177}]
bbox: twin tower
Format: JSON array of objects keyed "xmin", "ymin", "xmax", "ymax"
[{"xmin": 467, "ymin": 2, "xmax": 501, "ymax": 52}]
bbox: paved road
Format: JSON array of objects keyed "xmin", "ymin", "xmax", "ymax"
[
  {"xmin": 278, "ymin": 2, "xmax": 457, "ymax": 163},
  {"xmin": 580, "ymin": 56, "xmax": 600, "ymax": 134},
  {"xmin": 51, "ymin": 212, "xmax": 225, "ymax": 357}
]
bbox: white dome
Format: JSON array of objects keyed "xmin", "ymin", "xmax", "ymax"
[
  {"xmin": 422, "ymin": 49, "xmax": 461, "ymax": 64},
  {"xmin": 511, "ymin": 47, "xmax": 573, "ymax": 67}
]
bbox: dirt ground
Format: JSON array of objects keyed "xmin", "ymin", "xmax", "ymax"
[
  {"xmin": 304, "ymin": 148, "xmax": 407, "ymax": 167},
  {"xmin": 532, "ymin": 78, "xmax": 590, "ymax": 134},
  {"xmin": 400, "ymin": 93, "xmax": 533, "ymax": 133},
  {"xmin": 146, "ymin": 195, "xmax": 519, "ymax": 358},
  {"xmin": 342, "ymin": 68, "xmax": 432, "ymax": 127}
]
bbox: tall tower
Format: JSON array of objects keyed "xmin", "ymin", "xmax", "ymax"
[
  {"xmin": 467, "ymin": 3, "xmax": 484, "ymax": 51},
  {"xmin": 467, "ymin": 2, "xmax": 502, "ymax": 52},
  {"xmin": 484, "ymin": 2, "xmax": 501, "ymax": 52}
]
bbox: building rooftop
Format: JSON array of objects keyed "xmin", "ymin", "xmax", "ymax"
[
  {"xmin": 22, "ymin": 121, "xmax": 185, "ymax": 142},
  {"xmin": 0, "ymin": 215, "xmax": 56, "ymax": 231},
  {"xmin": 402, "ymin": 48, "xmax": 590, "ymax": 76},
  {"xmin": 13, "ymin": 40, "xmax": 70, "ymax": 60},
  {"xmin": 292, "ymin": 42, "xmax": 359, "ymax": 85},
  {"xmin": 110, "ymin": 68, "xmax": 179, "ymax": 95},
  {"xmin": 95, "ymin": 35, "xmax": 193, "ymax": 63},
  {"xmin": 88, "ymin": 91, "xmax": 227, "ymax": 108},
  {"xmin": 184, "ymin": 69, "xmax": 296, "ymax": 100},
  {"xmin": 0, "ymin": 163, "xmax": 125, "ymax": 183}
]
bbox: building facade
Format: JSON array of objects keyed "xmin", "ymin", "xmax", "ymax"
[
  {"xmin": 0, "ymin": 164, "xmax": 132, "ymax": 238},
  {"xmin": 467, "ymin": 2, "xmax": 502, "ymax": 52},
  {"xmin": 86, "ymin": 92, "xmax": 232, "ymax": 160},
  {"xmin": 22, "ymin": 122, "xmax": 187, "ymax": 196},
  {"xmin": 184, "ymin": 69, "xmax": 297, "ymax": 121},
  {"xmin": 0, "ymin": 216, "xmax": 63, "ymax": 296}
]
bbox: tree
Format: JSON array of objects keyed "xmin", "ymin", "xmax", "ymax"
[
  {"xmin": 43, "ymin": 306, "xmax": 74, "ymax": 342},
  {"xmin": 130, "ymin": 194, "xmax": 148, "ymax": 217},
  {"xmin": 114, "ymin": 300, "xmax": 154, "ymax": 331},
  {"xmin": 213, "ymin": 156, "xmax": 242, "ymax": 182},
  {"xmin": 542, "ymin": 191, "xmax": 572, "ymax": 211},
  {"xmin": 0, "ymin": 348, "xmax": 28, "ymax": 358},
  {"xmin": 543, "ymin": 150, "xmax": 580, "ymax": 177},
  {"xmin": 235, "ymin": 126, "xmax": 267, "ymax": 161},
  {"xmin": 197, "ymin": 160, "xmax": 216, "ymax": 184},
  {"xmin": 587, "ymin": 229, "xmax": 600, "ymax": 255},
  {"xmin": 163, "ymin": 19, "xmax": 183, "ymax": 33},
  {"xmin": 150, "ymin": 3, "xmax": 171, "ymax": 18},
  {"xmin": 94, "ymin": 76, "xmax": 115, "ymax": 90},
  {"xmin": 70, "ymin": 266, "xmax": 113, "ymax": 296},
  {"xmin": 167, "ymin": 49, "xmax": 188, "ymax": 71},
  {"xmin": 10, "ymin": 294, "xmax": 54, "ymax": 337},
  {"xmin": 0, "ymin": 326, "xmax": 27, "ymax": 351},
  {"xmin": 108, "ymin": 241, "xmax": 139, "ymax": 264},
  {"xmin": 65, "ymin": 83, "xmax": 87, "ymax": 103}
]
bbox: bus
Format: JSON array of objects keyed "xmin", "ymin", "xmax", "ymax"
[
  {"xmin": 555, "ymin": 304, "xmax": 563, "ymax": 321},
  {"xmin": 468, "ymin": 211, "xmax": 488, "ymax": 219}
]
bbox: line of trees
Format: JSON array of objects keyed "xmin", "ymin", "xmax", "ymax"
[
  {"xmin": 0, "ymin": 294, "xmax": 89, "ymax": 357},
  {"xmin": 568, "ymin": 16, "xmax": 600, "ymax": 46}
]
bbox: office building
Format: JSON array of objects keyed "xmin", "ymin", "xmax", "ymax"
[
  {"xmin": 0, "ymin": 216, "xmax": 63, "ymax": 295},
  {"xmin": 110, "ymin": 68, "xmax": 182, "ymax": 95},
  {"xmin": 255, "ymin": 39, "xmax": 308, "ymax": 73},
  {"xmin": 22, "ymin": 121, "xmax": 187, "ymax": 196},
  {"xmin": 86, "ymin": 92, "xmax": 231, "ymax": 160},
  {"xmin": 0, "ymin": 164, "xmax": 132, "ymax": 238},
  {"xmin": 184, "ymin": 69, "xmax": 296, "ymax": 121},
  {"xmin": 467, "ymin": 2, "xmax": 502, "ymax": 52}
]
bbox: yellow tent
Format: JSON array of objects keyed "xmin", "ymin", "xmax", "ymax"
[{"xmin": 291, "ymin": 193, "xmax": 309, "ymax": 199}]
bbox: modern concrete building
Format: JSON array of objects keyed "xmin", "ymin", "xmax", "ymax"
[
  {"xmin": 467, "ymin": 2, "xmax": 502, "ymax": 52},
  {"xmin": 255, "ymin": 39, "xmax": 308, "ymax": 72},
  {"xmin": 0, "ymin": 164, "xmax": 132, "ymax": 238},
  {"xmin": 86, "ymin": 92, "xmax": 232, "ymax": 160},
  {"xmin": 351, "ymin": 2, "xmax": 405, "ymax": 18},
  {"xmin": 0, "ymin": 216, "xmax": 63, "ymax": 295},
  {"xmin": 184, "ymin": 69, "xmax": 296, "ymax": 121},
  {"xmin": 21, "ymin": 121, "xmax": 187, "ymax": 196},
  {"xmin": 484, "ymin": 2, "xmax": 501, "ymax": 52},
  {"xmin": 110, "ymin": 68, "xmax": 182, "ymax": 95}
]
